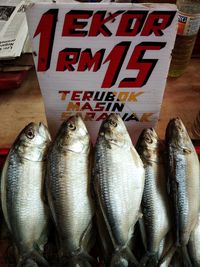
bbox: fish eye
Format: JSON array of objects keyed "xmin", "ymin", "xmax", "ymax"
[
  {"xmin": 26, "ymin": 128, "xmax": 35, "ymax": 139},
  {"xmin": 68, "ymin": 123, "xmax": 76, "ymax": 131},
  {"xmin": 145, "ymin": 135, "xmax": 153, "ymax": 144},
  {"xmin": 108, "ymin": 120, "xmax": 117, "ymax": 127}
]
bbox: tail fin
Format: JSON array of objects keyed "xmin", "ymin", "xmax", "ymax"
[
  {"xmin": 146, "ymin": 253, "xmax": 159, "ymax": 267},
  {"xmin": 17, "ymin": 250, "xmax": 48, "ymax": 267},
  {"xmin": 179, "ymin": 246, "xmax": 192, "ymax": 267},
  {"xmin": 61, "ymin": 251, "xmax": 96, "ymax": 267},
  {"xmin": 110, "ymin": 246, "xmax": 138, "ymax": 267},
  {"xmin": 64, "ymin": 258, "xmax": 91, "ymax": 267},
  {"xmin": 17, "ymin": 258, "xmax": 38, "ymax": 267},
  {"xmin": 138, "ymin": 252, "xmax": 158, "ymax": 267},
  {"xmin": 158, "ymin": 245, "xmax": 176, "ymax": 267}
]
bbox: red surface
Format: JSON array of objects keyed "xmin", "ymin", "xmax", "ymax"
[
  {"xmin": 0, "ymin": 71, "xmax": 27, "ymax": 91},
  {"xmin": 0, "ymin": 149, "xmax": 9, "ymax": 170},
  {"xmin": 195, "ymin": 146, "xmax": 200, "ymax": 154}
]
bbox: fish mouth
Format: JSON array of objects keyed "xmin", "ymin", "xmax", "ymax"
[
  {"xmin": 100, "ymin": 114, "xmax": 123, "ymax": 134},
  {"xmin": 38, "ymin": 122, "xmax": 51, "ymax": 142}
]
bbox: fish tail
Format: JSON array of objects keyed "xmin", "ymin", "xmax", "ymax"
[
  {"xmin": 61, "ymin": 251, "xmax": 96, "ymax": 267},
  {"xmin": 138, "ymin": 252, "xmax": 159, "ymax": 267},
  {"xmin": 158, "ymin": 244, "xmax": 177, "ymax": 266},
  {"xmin": 110, "ymin": 246, "xmax": 138, "ymax": 267},
  {"xmin": 62, "ymin": 259, "xmax": 91, "ymax": 267},
  {"xmin": 179, "ymin": 246, "xmax": 192, "ymax": 267},
  {"xmin": 138, "ymin": 253, "xmax": 150, "ymax": 267},
  {"xmin": 17, "ymin": 258, "xmax": 38, "ymax": 267},
  {"xmin": 17, "ymin": 251, "xmax": 48, "ymax": 267},
  {"xmin": 146, "ymin": 253, "xmax": 159, "ymax": 267}
]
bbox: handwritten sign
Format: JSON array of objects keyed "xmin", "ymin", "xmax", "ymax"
[{"xmin": 26, "ymin": 3, "xmax": 177, "ymax": 143}]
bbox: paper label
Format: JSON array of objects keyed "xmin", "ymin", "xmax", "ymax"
[
  {"xmin": 26, "ymin": 3, "xmax": 177, "ymax": 143},
  {"xmin": 178, "ymin": 11, "xmax": 200, "ymax": 36}
]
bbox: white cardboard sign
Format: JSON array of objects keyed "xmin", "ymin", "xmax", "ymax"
[{"xmin": 26, "ymin": 2, "xmax": 177, "ymax": 143}]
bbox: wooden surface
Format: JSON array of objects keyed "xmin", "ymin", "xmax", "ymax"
[{"xmin": 0, "ymin": 58, "xmax": 199, "ymax": 148}]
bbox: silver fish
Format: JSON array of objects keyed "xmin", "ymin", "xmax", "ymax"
[
  {"xmin": 188, "ymin": 213, "xmax": 200, "ymax": 267},
  {"xmin": 93, "ymin": 114, "xmax": 145, "ymax": 267},
  {"xmin": 1, "ymin": 122, "xmax": 51, "ymax": 267},
  {"xmin": 137, "ymin": 128, "xmax": 171, "ymax": 266},
  {"xmin": 166, "ymin": 118, "xmax": 200, "ymax": 248},
  {"xmin": 46, "ymin": 116, "xmax": 95, "ymax": 266}
]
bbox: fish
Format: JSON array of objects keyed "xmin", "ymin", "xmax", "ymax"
[
  {"xmin": 158, "ymin": 232, "xmax": 175, "ymax": 267},
  {"xmin": 188, "ymin": 213, "xmax": 200, "ymax": 267},
  {"xmin": 136, "ymin": 128, "xmax": 172, "ymax": 266},
  {"xmin": 46, "ymin": 115, "xmax": 95, "ymax": 267},
  {"xmin": 165, "ymin": 118, "xmax": 200, "ymax": 266},
  {"xmin": 93, "ymin": 114, "xmax": 145, "ymax": 267},
  {"xmin": 1, "ymin": 122, "xmax": 51, "ymax": 267}
]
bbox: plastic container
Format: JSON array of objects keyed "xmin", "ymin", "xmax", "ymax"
[{"xmin": 168, "ymin": 0, "xmax": 200, "ymax": 77}]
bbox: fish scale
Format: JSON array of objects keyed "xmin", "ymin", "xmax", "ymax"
[
  {"xmin": 136, "ymin": 128, "xmax": 171, "ymax": 267},
  {"xmin": 46, "ymin": 116, "xmax": 94, "ymax": 265},
  {"xmin": 48, "ymin": 147, "xmax": 92, "ymax": 253},
  {"xmin": 1, "ymin": 122, "xmax": 51, "ymax": 266},
  {"xmin": 166, "ymin": 117, "xmax": 200, "ymax": 266},
  {"xmin": 142, "ymin": 164, "xmax": 170, "ymax": 253},
  {"xmin": 96, "ymin": 142, "xmax": 140, "ymax": 246},
  {"xmin": 169, "ymin": 148, "xmax": 198, "ymax": 245},
  {"xmin": 94, "ymin": 114, "xmax": 145, "ymax": 267},
  {"xmin": 5, "ymin": 152, "xmax": 47, "ymax": 253}
]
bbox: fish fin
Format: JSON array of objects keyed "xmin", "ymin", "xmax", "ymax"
[
  {"xmin": 110, "ymin": 246, "xmax": 138, "ymax": 267},
  {"xmin": 138, "ymin": 252, "xmax": 159, "ymax": 267},
  {"xmin": 34, "ymin": 225, "xmax": 49, "ymax": 253},
  {"xmin": 96, "ymin": 208, "xmax": 114, "ymax": 265},
  {"xmin": 138, "ymin": 217, "xmax": 147, "ymax": 251},
  {"xmin": 137, "ymin": 212, "xmax": 143, "ymax": 219},
  {"xmin": 79, "ymin": 219, "xmax": 96, "ymax": 253},
  {"xmin": 62, "ymin": 251, "xmax": 96, "ymax": 267},
  {"xmin": 146, "ymin": 253, "xmax": 159, "ymax": 267},
  {"xmin": 179, "ymin": 246, "xmax": 192, "ymax": 267},
  {"xmin": 62, "ymin": 257, "xmax": 92, "ymax": 267},
  {"xmin": 138, "ymin": 253, "xmax": 150, "ymax": 267},
  {"xmin": 158, "ymin": 244, "xmax": 176, "ymax": 266},
  {"xmin": 17, "ymin": 250, "xmax": 48, "ymax": 267},
  {"xmin": 17, "ymin": 258, "xmax": 39, "ymax": 267},
  {"xmin": 29, "ymin": 250, "xmax": 48, "ymax": 266}
]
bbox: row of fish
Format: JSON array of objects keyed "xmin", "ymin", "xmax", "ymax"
[
  {"xmin": 0, "ymin": 114, "xmax": 199, "ymax": 267},
  {"xmin": 137, "ymin": 119, "xmax": 200, "ymax": 267}
]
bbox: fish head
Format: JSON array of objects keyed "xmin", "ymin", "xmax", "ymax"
[
  {"xmin": 19, "ymin": 122, "xmax": 51, "ymax": 146},
  {"xmin": 166, "ymin": 118, "xmax": 192, "ymax": 152},
  {"xmin": 56, "ymin": 115, "xmax": 90, "ymax": 153},
  {"xmin": 137, "ymin": 127, "xmax": 158, "ymax": 155},
  {"xmin": 14, "ymin": 122, "xmax": 51, "ymax": 161},
  {"xmin": 99, "ymin": 114, "xmax": 131, "ymax": 147},
  {"xmin": 138, "ymin": 128, "xmax": 158, "ymax": 148}
]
